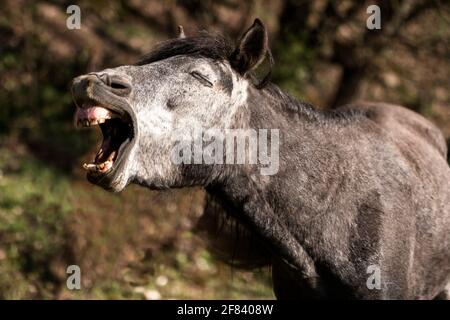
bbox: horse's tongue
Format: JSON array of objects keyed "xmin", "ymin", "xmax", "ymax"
[{"xmin": 76, "ymin": 106, "xmax": 112, "ymax": 121}]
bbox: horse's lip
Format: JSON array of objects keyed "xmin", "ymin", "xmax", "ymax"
[
  {"xmin": 86, "ymin": 136, "xmax": 133, "ymax": 188},
  {"xmin": 71, "ymin": 74, "xmax": 131, "ymax": 118}
]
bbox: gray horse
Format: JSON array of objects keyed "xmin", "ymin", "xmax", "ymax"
[{"xmin": 71, "ymin": 19, "xmax": 450, "ymax": 299}]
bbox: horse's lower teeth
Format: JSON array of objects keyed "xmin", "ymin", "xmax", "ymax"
[
  {"xmin": 83, "ymin": 163, "xmax": 96, "ymax": 170},
  {"xmin": 82, "ymin": 161, "xmax": 113, "ymax": 172}
]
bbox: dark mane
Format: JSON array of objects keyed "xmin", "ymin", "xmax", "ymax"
[
  {"xmin": 135, "ymin": 32, "xmax": 234, "ymax": 66},
  {"xmin": 136, "ymin": 32, "xmax": 273, "ymax": 88},
  {"xmin": 261, "ymin": 83, "xmax": 369, "ymax": 123}
]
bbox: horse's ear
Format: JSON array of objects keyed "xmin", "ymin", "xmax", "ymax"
[{"xmin": 230, "ymin": 19, "xmax": 268, "ymax": 75}]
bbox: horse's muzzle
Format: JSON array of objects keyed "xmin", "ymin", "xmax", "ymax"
[{"xmin": 71, "ymin": 73, "xmax": 132, "ymax": 106}]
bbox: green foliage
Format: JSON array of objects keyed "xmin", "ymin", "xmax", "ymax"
[
  {"xmin": 0, "ymin": 35, "xmax": 95, "ymax": 170},
  {"xmin": 272, "ymin": 31, "xmax": 316, "ymax": 99},
  {"xmin": 0, "ymin": 147, "xmax": 72, "ymax": 298}
]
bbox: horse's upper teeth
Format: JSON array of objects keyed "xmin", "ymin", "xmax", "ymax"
[{"xmin": 78, "ymin": 117, "xmax": 109, "ymax": 127}]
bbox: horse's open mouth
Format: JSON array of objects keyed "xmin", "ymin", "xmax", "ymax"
[{"xmin": 75, "ymin": 102, "xmax": 133, "ymax": 176}]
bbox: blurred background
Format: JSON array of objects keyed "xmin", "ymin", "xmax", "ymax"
[{"xmin": 0, "ymin": 0, "xmax": 448, "ymax": 299}]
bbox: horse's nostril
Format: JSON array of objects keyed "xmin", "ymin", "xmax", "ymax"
[
  {"xmin": 109, "ymin": 81, "xmax": 132, "ymax": 97},
  {"xmin": 73, "ymin": 73, "xmax": 131, "ymax": 98},
  {"xmin": 98, "ymin": 74, "xmax": 131, "ymax": 96}
]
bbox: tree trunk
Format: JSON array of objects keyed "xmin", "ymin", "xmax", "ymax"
[{"xmin": 330, "ymin": 65, "xmax": 367, "ymax": 109}]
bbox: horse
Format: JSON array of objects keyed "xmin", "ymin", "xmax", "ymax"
[{"xmin": 71, "ymin": 19, "xmax": 450, "ymax": 299}]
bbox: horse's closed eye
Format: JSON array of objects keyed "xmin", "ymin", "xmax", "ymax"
[{"xmin": 190, "ymin": 71, "xmax": 213, "ymax": 87}]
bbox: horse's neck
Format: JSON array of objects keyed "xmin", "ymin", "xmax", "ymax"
[
  {"xmin": 209, "ymin": 86, "xmax": 363, "ymax": 273},
  {"xmin": 245, "ymin": 84, "xmax": 327, "ymax": 130},
  {"xmin": 228, "ymin": 84, "xmax": 358, "ymax": 220}
]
